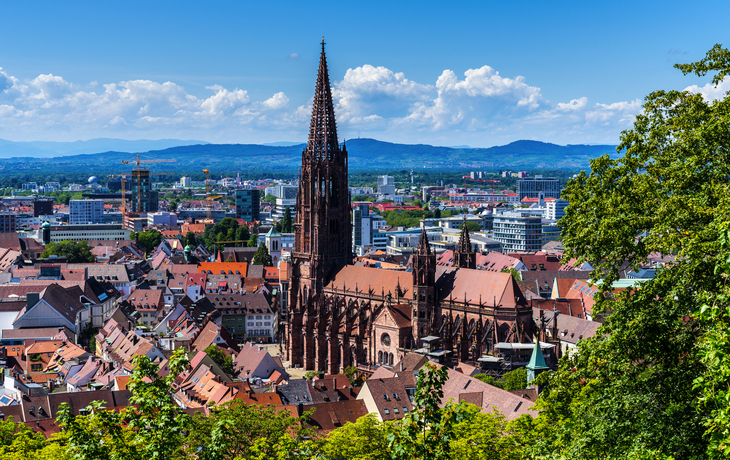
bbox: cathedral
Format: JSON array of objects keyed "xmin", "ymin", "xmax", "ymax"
[{"xmin": 286, "ymin": 42, "xmax": 534, "ymax": 374}]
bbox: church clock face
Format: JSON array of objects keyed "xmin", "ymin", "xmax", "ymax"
[{"xmin": 381, "ymin": 333, "xmax": 391, "ymax": 347}]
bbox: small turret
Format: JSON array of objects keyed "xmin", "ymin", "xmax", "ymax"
[{"xmin": 41, "ymin": 221, "xmax": 51, "ymax": 245}]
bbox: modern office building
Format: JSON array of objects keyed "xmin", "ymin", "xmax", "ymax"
[
  {"xmin": 492, "ymin": 211, "xmax": 543, "ymax": 253},
  {"xmin": 47, "ymin": 224, "xmax": 131, "ymax": 242},
  {"xmin": 130, "ymin": 169, "xmax": 159, "ymax": 213},
  {"xmin": 69, "ymin": 199, "xmax": 104, "ymax": 224},
  {"xmin": 517, "ymin": 176, "xmax": 561, "ymax": 200},
  {"xmin": 272, "ymin": 198, "xmax": 295, "ymax": 222},
  {"xmin": 33, "ymin": 199, "xmax": 53, "ymax": 217},
  {"xmin": 377, "ymin": 175, "xmax": 396, "ymax": 195},
  {"xmin": 272, "ymin": 184, "xmax": 297, "ymax": 200},
  {"xmin": 352, "ymin": 204, "xmax": 372, "ymax": 252},
  {"xmin": 0, "ymin": 213, "xmax": 17, "ymax": 233},
  {"xmin": 147, "ymin": 212, "xmax": 178, "ymax": 227},
  {"xmin": 235, "ymin": 189, "xmax": 261, "ymax": 222}
]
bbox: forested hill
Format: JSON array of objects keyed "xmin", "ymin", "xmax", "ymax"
[{"xmin": 1, "ymin": 138, "xmax": 618, "ymax": 172}]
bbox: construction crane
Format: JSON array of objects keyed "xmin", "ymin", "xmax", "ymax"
[
  {"xmin": 121, "ymin": 154, "xmax": 177, "ymax": 213},
  {"xmin": 463, "ymin": 176, "xmax": 500, "ymax": 196},
  {"xmin": 106, "ymin": 174, "xmax": 128, "ymax": 221},
  {"xmin": 201, "ymin": 169, "xmax": 224, "ymax": 221}
]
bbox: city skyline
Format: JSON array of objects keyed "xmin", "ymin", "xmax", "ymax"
[{"xmin": 0, "ymin": 0, "xmax": 727, "ymax": 147}]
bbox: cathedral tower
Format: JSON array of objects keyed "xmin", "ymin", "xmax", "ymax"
[
  {"xmin": 412, "ymin": 223, "xmax": 436, "ymax": 344},
  {"xmin": 453, "ymin": 214, "xmax": 476, "ymax": 269},
  {"xmin": 288, "ymin": 40, "xmax": 351, "ymax": 370}
]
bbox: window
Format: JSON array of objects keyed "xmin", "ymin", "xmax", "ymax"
[
  {"xmin": 383, "ymin": 409, "xmax": 390, "ymax": 415},
  {"xmin": 381, "ymin": 333, "xmax": 391, "ymax": 347}
]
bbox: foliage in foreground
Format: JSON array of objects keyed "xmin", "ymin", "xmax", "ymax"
[
  {"xmin": 527, "ymin": 44, "xmax": 730, "ymax": 459},
  {"xmin": 40, "ymin": 240, "xmax": 95, "ymax": 263}
]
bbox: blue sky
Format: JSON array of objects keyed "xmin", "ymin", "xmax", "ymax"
[{"xmin": 0, "ymin": 0, "xmax": 727, "ymax": 147}]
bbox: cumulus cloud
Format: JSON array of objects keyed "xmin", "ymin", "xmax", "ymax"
[
  {"xmin": 684, "ymin": 77, "xmax": 730, "ymax": 102},
  {"xmin": 0, "ymin": 61, "xmax": 656, "ymax": 145},
  {"xmin": 289, "ymin": 53, "xmax": 299, "ymax": 58}
]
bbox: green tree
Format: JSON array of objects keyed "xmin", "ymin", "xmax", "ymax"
[
  {"xmin": 388, "ymin": 363, "xmax": 471, "ymax": 460},
  {"xmin": 58, "ymin": 348, "xmax": 191, "ymax": 460},
  {"xmin": 433, "ymin": 208, "xmax": 441, "ymax": 219},
  {"xmin": 41, "ymin": 240, "xmax": 95, "ymax": 263},
  {"xmin": 449, "ymin": 406, "xmax": 526, "ymax": 460},
  {"xmin": 281, "ymin": 206, "xmax": 293, "ymax": 233},
  {"xmin": 204, "ymin": 344, "xmax": 234, "ymax": 375},
  {"xmin": 321, "ymin": 414, "xmax": 390, "ymax": 460},
  {"xmin": 252, "ymin": 243, "xmax": 273, "ymax": 266},
  {"xmin": 531, "ymin": 45, "xmax": 730, "ymax": 459},
  {"xmin": 262, "ymin": 193, "xmax": 278, "ymax": 204},
  {"xmin": 133, "ymin": 230, "xmax": 163, "ymax": 253},
  {"xmin": 473, "ymin": 374, "xmax": 504, "ymax": 389},
  {"xmin": 188, "ymin": 400, "xmax": 317, "ymax": 460},
  {"xmin": 235, "ymin": 225, "xmax": 250, "ymax": 246},
  {"xmin": 182, "ymin": 231, "xmax": 196, "ymax": 248},
  {"xmin": 343, "ymin": 365, "xmax": 364, "ymax": 387},
  {"xmin": 459, "ymin": 221, "xmax": 481, "ymax": 233},
  {"xmin": 247, "ymin": 234, "xmax": 259, "ymax": 247},
  {"xmin": 0, "ymin": 417, "xmax": 69, "ymax": 460},
  {"xmin": 501, "ymin": 368, "xmax": 527, "ymax": 391}
]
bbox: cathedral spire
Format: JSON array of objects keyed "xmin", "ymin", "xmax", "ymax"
[
  {"xmin": 306, "ymin": 38, "xmax": 339, "ymax": 161},
  {"xmin": 417, "ymin": 220, "xmax": 431, "ymax": 255},
  {"xmin": 453, "ymin": 214, "xmax": 476, "ymax": 269}
]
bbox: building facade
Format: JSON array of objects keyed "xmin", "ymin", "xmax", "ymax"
[
  {"xmin": 235, "ymin": 189, "xmax": 261, "ymax": 222},
  {"xmin": 377, "ymin": 175, "xmax": 396, "ymax": 195},
  {"xmin": 48, "ymin": 224, "xmax": 131, "ymax": 242},
  {"xmin": 517, "ymin": 176, "xmax": 561, "ymax": 200},
  {"xmin": 0, "ymin": 213, "xmax": 17, "ymax": 233},
  {"xmin": 70, "ymin": 199, "xmax": 104, "ymax": 224},
  {"xmin": 492, "ymin": 211, "xmax": 543, "ymax": 253}
]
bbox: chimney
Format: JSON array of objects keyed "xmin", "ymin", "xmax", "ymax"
[
  {"xmin": 26, "ymin": 292, "xmax": 40, "ymax": 308},
  {"xmin": 399, "ymin": 361, "xmax": 404, "ymax": 372}
]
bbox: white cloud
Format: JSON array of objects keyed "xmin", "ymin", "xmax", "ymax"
[
  {"xmin": 289, "ymin": 53, "xmax": 299, "ymax": 58},
  {"xmin": 0, "ymin": 61, "xmax": 659, "ymax": 145},
  {"xmin": 684, "ymin": 77, "xmax": 730, "ymax": 102}
]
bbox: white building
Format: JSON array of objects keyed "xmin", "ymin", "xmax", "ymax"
[
  {"xmin": 70, "ymin": 199, "xmax": 105, "ymax": 224},
  {"xmin": 147, "ymin": 212, "xmax": 178, "ymax": 227},
  {"xmin": 377, "ymin": 175, "xmax": 396, "ymax": 196},
  {"xmin": 47, "ymin": 224, "xmax": 131, "ymax": 243},
  {"xmin": 180, "ymin": 175, "xmax": 192, "ymax": 187},
  {"xmin": 492, "ymin": 211, "xmax": 543, "ymax": 253},
  {"xmin": 545, "ymin": 198, "xmax": 569, "ymax": 221}
]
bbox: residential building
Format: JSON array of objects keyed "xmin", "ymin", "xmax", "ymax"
[
  {"xmin": 492, "ymin": 211, "xmax": 543, "ymax": 253},
  {"xmin": 517, "ymin": 176, "xmax": 560, "ymax": 200},
  {"xmin": 235, "ymin": 189, "xmax": 261, "ymax": 222},
  {"xmin": 545, "ymin": 198, "xmax": 569, "ymax": 221},
  {"xmin": 127, "ymin": 289, "xmax": 165, "ymax": 327},
  {"xmin": 70, "ymin": 199, "xmax": 104, "ymax": 224},
  {"xmin": 180, "ymin": 175, "xmax": 192, "ymax": 187},
  {"xmin": 377, "ymin": 175, "xmax": 396, "ymax": 195}
]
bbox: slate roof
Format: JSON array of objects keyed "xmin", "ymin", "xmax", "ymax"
[{"xmin": 362, "ymin": 377, "xmax": 413, "ymax": 421}]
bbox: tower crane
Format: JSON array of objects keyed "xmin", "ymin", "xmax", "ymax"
[{"xmin": 121, "ymin": 154, "xmax": 177, "ymax": 213}]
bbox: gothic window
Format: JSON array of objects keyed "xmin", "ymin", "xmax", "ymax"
[
  {"xmin": 389, "ymin": 353, "xmax": 394, "ymax": 365},
  {"xmin": 378, "ymin": 351, "xmax": 383, "ymax": 363}
]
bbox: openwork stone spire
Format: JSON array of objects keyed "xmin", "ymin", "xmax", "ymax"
[
  {"xmin": 306, "ymin": 39, "xmax": 340, "ymax": 161},
  {"xmin": 417, "ymin": 220, "xmax": 431, "ymax": 255},
  {"xmin": 453, "ymin": 214, "xmax": 476, "ymax": 269}
]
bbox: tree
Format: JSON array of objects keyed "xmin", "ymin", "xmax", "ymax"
[
  {"xmin": 459, "ymin": 221, "xmax": 481, "ymax": 233},
  {"xmin": 41, "ymin": 240, "xmax": 95, "ymax": 263},
  {"xmin": 530, "ymin": 45, "xmax": 730, "ymax": 459},
  {"xmin": 388, "ymin": 363, "xmax": 471, "ymax": 460},
  {"xmin": 449, "ymin": 406, "xmax": 526, "ymax": 460},
  {"xmin": 263, "ymin": 193, "xmax": 278, "ymax": 204},
  {"xmin": 252, "ymin": 243, "xmax": 273, "ymax": 267},
  {"xmin": 501, "ymin": 368, "xmax": 527, "ymax": 391},
  {"xmin": 281, "ymin": 206, "xmax": 293, "ymax": 233},
  {"xmin": 182, "ymin": 231, "xmax": 196, "ymax": 248},
  {"xmin": 247, "ymin": 234, "xmax": 259, "ymax": 247},
  {"xmin": 473, "ymin": 374, "xmax": 504, "ymax": 389},
  {"xmin": 434, "ymin": 208, "xmax": 441, "ymax": 219},
  {"xmin": 235, "ymin": 225, "xmax": 250, "ymax": 246},
  {"xmin": 58, "ymin": 348, "xmax": 191, "ymax": 460},
  {"xmin": 133, "ymin": 230, "xmax": 163, "ymax": 254},
  {"xmin": 188, "ymin": 400, "xmax": 317, "ymax": 460},
  {"xmin": 321, "ymin": 414, "xmax": 390, "ymax": 460},
  {"xmin": 0, "ymin": 417, "xmax": 69, "ymax": 459},
  {"xmin": 343, "ymin": 365, "xmax": 364, "ymax": 387},
  {"xmin": 204, "ymin": 344, "xmax": 234, "ymax": 375}
]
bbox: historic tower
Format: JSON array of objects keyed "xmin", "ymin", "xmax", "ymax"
[
  {"xmin": 411, "ymin": 223, "xmax": 437, "ymax": 345},
  {"xmin": 453, "ymin": 215, "xmax": 476, "ymax": 269},
  {"xmin": 287, "ymin": 40, "xmax": 352, "ymax": 372}
]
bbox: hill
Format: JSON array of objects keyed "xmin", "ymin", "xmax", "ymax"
[{"xmin": 0, "ymin": 139, "xmax": 618, "ymax": 173}]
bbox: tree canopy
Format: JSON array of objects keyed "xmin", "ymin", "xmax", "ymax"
[
  {"xmin": 252, "ymin": 243, "xmax": 273, "ymax": 266},
  {"xmin": 41, "ymin": 240, "xmax": 95, "ymax": 263},
  {"xmin": 527, "ymin": 44, "xmax": 730, "ymax": 459},
  {"xmin": 131, "ymin": 230, "xmax": 163, "ymax": 254}
]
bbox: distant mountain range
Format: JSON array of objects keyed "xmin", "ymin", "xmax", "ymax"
[
  {"xmin": 0, "ymin": 138, "xmax": 209, "ymax": 158},
  {"xmin": 0, "ymin": 138, "xmax": 619, "ymax": 171}
]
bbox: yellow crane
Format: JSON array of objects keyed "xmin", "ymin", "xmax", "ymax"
[
  {"xmin": 202, "ymin": 169, "xmax": 220, "ymax": 221},
  {"xmin": 106, "ymin": 174, "xmax": 128, "ymax": 222},
  {"xmin": 121, "ymin": 154, "xmax": 177, "ymax": 213}
]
